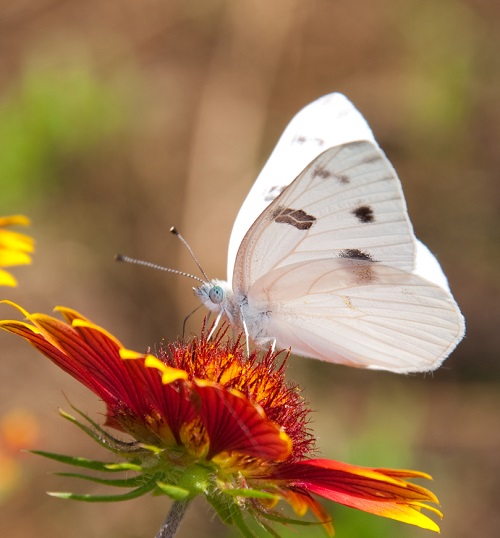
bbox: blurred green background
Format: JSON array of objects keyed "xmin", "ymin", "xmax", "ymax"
[{"xmin": 0, "ymin": 1, "xmax": 499, "ymax": 537}]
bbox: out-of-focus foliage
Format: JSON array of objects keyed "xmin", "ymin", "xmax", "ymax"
[
  {"xmin": 0, "ymin": 58, "xmax": 129, "ymax": 211},
  {"xmin": 397, "ymin": 0, "xmax": 477, "ymax": 151}
]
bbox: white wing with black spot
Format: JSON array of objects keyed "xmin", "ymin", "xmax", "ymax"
[
  {"xmin": 245, "ymin": 258, "xmax": 464, "ymax": 372},
  {"xmin": 232, "ymin": 140, "xmax": 415, "ymax": 294},
  {"xmin": 227, "ymin": 93, "xmax": 375, "ymax": 282},
  {"xmin": 229, "ymin": 138, "xmax": 464, "ymax": 372},
  {"xmin": 199, "ymin": 92, "xmax": 465, "ymax": 373}
]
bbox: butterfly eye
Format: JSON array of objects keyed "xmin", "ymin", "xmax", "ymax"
[{"xmin": 209, "ymin": 286, "xmax": 224, "ymax": 304}]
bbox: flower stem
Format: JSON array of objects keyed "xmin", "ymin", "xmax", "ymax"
[{"xmin": 155, "ymin": 500, "xmax": 191, "ymax": 538}]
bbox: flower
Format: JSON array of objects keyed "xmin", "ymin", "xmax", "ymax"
[
  {"xmin": 0, "ymin": 302, "xmax": 442, "ymax": 536},
  {"xmin": 0, "ymin": 408, "xmax": 40, "ymax": 503},
  {"xmin": 0, "ymin": 216, "xmax": 34, "ymax": 286}
]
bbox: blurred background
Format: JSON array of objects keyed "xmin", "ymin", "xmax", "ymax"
[{"xmin": 0, "ymin": 0, "xmax": 499, "ymax": 537}]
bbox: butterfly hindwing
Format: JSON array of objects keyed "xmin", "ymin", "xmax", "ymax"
[{"xmin": 246, "ymin": 257, "xmax": 464, "ymax": 372}]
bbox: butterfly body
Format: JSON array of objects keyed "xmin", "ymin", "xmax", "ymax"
[
  {"xmin": 195, "ymin": 279, "xmax": 271, "ymax": 343},
  {"xmin": 195, "ymin": 94, "xmax": 464, "ymax": 373}
]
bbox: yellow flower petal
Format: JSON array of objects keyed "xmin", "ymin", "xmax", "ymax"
[
  {"xmin": 0, "ymin": 269, "xmax": 17, "ymax": 287},
  {"xmin": 143, "ymin": 355, "xmax": 189, "ymax": 384},
  {"xmin": 0, "ymin": 215, "xmax": 31, "ymax": 227}
]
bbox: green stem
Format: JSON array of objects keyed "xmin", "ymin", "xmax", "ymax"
[{"xmin": 155, "ymin": 500, "xmax": 191, "ymax": 538}]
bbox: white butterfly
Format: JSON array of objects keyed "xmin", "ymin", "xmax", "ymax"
[{"xmin": 195, "ymin": 93, "xmax": 465, "ymax": 373}]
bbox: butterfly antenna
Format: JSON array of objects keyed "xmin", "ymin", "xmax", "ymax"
[
  {"xmin": 170, "ymin": 226, "xmax": 210, "ymax": 282},
  {"xmin": 115, "ymin": 254, "xmax": 205, "ymax": 284}
]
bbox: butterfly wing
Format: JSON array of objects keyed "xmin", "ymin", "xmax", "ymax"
[
  {"xmin": 246, "ymin": 258, "xmax": 464, "ymax": 372},
  {"xmin": 233, "ymin": 140, "xmax": 417, "ymax": 294},
  {"xmin": 231, "ymin": 141, "xmax": 464, "ymax": 372},
  {"xmin": 227, "ymin": 93, "xmax": 375, "ymax": 282}
]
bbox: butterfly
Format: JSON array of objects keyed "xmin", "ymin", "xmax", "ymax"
[{"xmin": 194, "ymin": 93, "xmax": 465, "ymax": 373}]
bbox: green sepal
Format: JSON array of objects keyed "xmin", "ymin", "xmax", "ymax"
[
  {"xmin": 47, "ymin": 475, "xmax": 159, "ymax": 502},
  {"xmin": 138, "ymin": 443, "xmax": 164, "ymax": 456},
  {"xmin": 222, "ymin": 488, "xmax": 278, "ymax": 501},
  {"xmin": 208, "ymin": 493, "xmax": 258, "ymax": 537},
  {"xmin": 60, "ymin": 407, "xmax": 145, "ymax": 456},
  {"xmin": 257, "ymin": 521, "xmax": 283, "ymax": 538},
  {"xmin": 58, "ymin": 409, "xmax": 116, "ymax": 452},
  {"xmin": 156, "ymin": 482, "xmax": 191, "ymax": 501},
  {"xmin": 176, "ymin": 464, "xmax": 212, "ymax": 496},
  {"xmin": 227, "ymin": 503, "xmax": 260, "ymax": 538},
  {"xmin": 55, "ymin": 472, "xmax": 145, "ymax": 488},
  {"xmin": 30, "ymin": 450, "xmax": 125, "ymax": 472},
  {"xmin": 255, "ymin": 504, "xmax": 330, "ymax": 532},
  {"xmin": 104, "ymin": 462, "xmax": 143, "ymax": 471},
  {"xmin": 207, "ymin": 492, "xmax": 237, "ymax": 526}
]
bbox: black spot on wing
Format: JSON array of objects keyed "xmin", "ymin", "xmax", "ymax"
[
  {"xmin": 339, "ymin": 249, "xmax": 375, "ymax": 262},
  {"xmin": 313, "ymin": 167, "xmax": 349, "ymax": 184},
  {"xmin": 272, "ymin": 206, "xmax": 316, "ymax": 230},
  {"xmin": 352, "ymin": 265, "xmax": 376, "ymax": 283},
  {"xmin": 263, "ymin": 185, "xmax": 286, "ymax": 202},
  {"xmin": 292, "ymin": 135, "xmax": 325, "ymax": 147},
  {"xmin": 339, "ymin": 249, "xmax": 377, "ymax": 283},
  {"xmin": 352, "ymin": 205, "xmax": 374, "ymax": 223},
  {"xmin": 361, "ymin": 153, "xmax": 382, "ymax": 164}
]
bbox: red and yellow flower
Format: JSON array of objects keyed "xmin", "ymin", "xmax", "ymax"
[
  {"xmin": 0, "ymin": 216, "xmax": 34, "ymax": 287},
  {"xmin": 0, "ymin": 302, "xmax": 442, "ymax": 536}
]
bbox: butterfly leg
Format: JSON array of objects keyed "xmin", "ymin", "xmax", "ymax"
[
  {"xmin": 237, "ymin": 303, "xmax": 251, "ymax": 356},
  {"xmin": 207, "ymin": 310, "xmax": 224, "ymax": 341},
  {"xmin": 253, "ymin": 336, "xmax": 276, "ymax": 354},
  {"xmin": 241, "ymin": 316, "xmax": 250, "ymax": 357}
]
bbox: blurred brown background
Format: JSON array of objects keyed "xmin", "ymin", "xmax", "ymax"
[{"xmin": 0, "ymin": 1, "xmax": 499, "ymax": 537}]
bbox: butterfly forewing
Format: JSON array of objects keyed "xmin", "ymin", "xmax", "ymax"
[
  {"xmin": 233, "ymin": 140, "xmax": 416, "ymax": 295},
  {"xmin": 227, "ymin": 93, "xmax": 376, "ymax": 282}
]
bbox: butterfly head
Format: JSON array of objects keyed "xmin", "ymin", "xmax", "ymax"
[
  {"xmin": 208, "ymin": 284, "xmax": 224, "ymax": 304},
  {"xmin": 194, "ymin": 279, "xmax": 234, "ymax": 314}
]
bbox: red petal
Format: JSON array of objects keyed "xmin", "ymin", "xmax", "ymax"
[
  {"xmin": 270, "ymin": 459, "xmax": 441, "ymax": 531},
  {"xmin": 194, "ymin": 383, "xmax": 291, "ymax": 461}
]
